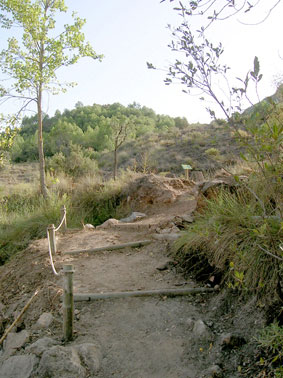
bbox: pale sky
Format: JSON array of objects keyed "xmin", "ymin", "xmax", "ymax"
[{"xmin": 0, "ymin": 0, "xmax": 282, "ymax": 123}]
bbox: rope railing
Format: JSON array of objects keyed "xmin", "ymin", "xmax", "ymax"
[
  {"xmin": 46, "ymin": 205, "xmax": 74, "ymax": 341},
  {"xmin": 55, "ymin": 205, "xmax": 67, "ymax": 232},
  {"xmin": 47, "ymin": 205, "xmax": 67, "ymax": 276},
  {"xmin": 47, "ymin": 229, "xmax": 61, "ymax": 276}
]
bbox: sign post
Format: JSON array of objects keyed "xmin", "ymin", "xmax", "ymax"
[{"xmin": 181, "ymin": 164, "xmax": 192, "ymax": 180}]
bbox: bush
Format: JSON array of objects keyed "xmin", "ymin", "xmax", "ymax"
[
  {"xmin": 46, "ymin": 144, "xmax": 98, "ymax": 177},
  {"xmin": 205, "ymin": 147, "xmax": 220, "ymax": 157}
]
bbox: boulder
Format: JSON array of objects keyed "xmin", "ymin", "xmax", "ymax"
[
  {"xmin": 190, "ymin": 171, "xmax": 205, "ymax": 183},
  {"xmin": 0, "ymin": 355, "xmax": 38, "ymax": 378},
  {"xmin": 2, "ymin": 330, "xmax": 30, "ymax": 359},
  {"xmin": 35, "ymin": 312, "xmax": 53, "ymax": 329},
  {"xmin": 200, "ymin": 178, "xmax": 236, "ymax": 197},
  {"xmin": 193, "ymin": 320, "xmax": 214, "ymax": 341},
  {"xmin": 37, "ymin": 345, "xmax": 86, "ymax": 378},
  {"xmin": 152, "ymin": 233, "xmax": 180, "ymax": 242},
  {"xmin": 125, "ymin": 174, "xmax": 193, "ymax": 206},
  {"xmin": 120, "ymin": 212, "xmax": 146, "ymax": 223},
  {"xmin": 25, "ymin": 337, "xmax": 59, "ymax": 357},
  {"xmin": 74, "ymin": 343, "xmax": 102, "ymax": 374},
  {"xmin": 97, "ymin": 218, "xmax": 119, "ymax": 229}
]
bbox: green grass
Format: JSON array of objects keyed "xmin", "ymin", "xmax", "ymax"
[
  {"xmin": 0, "ymin": 193, "xmax": 69, "ymax": 264},
  {"xmin": 173, "ymin": 176, "xmax": 283, "ymax": 302},
  {"xmin": 0, "ymin": 171, "xmax": 136, "ymax": 264},
  {"xmin": 257, "ymin": 322, "xmax": 283, "ymax": 377}
]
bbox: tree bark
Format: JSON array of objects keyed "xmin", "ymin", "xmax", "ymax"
[
  {"xmin": 37, "ymin": 86, "xmax": 48, "ymax": 198},
  {"xmin": 113, "ymin": 146, "xmax": 118, "ymax": 180}
]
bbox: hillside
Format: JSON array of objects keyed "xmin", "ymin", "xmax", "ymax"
[{"xmin": 6, "ymin": 101, "xmax": 243, "ymax": 177}]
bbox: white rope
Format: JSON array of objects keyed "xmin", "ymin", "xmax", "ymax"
[
  {"xmin": 54, "ymin": 209, "xmax": 66, "ymax": 232},
  {"xmin": 47, "ymin": 230, "xmax": 61, "ymax": 276}
]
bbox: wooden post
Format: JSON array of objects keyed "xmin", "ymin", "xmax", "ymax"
[
  {"xmin": 63, "ymin": 265, "xmax": 74, "ymax": 341},
  {"xmin": 185, "ymin": 169, "xmax": 189, "ymax": 180},
  {"xmin": 61, "ymin": 205, "xmax": 67, "ymax": 233},
  {"xmin": 48, "ymin": 224, "xmax": 56, "ymax": 254}
]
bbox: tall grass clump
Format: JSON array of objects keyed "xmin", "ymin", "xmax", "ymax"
[
  {"xmin": 71, "ymin": 170, "xmax": 138, "ymax": 226},
  {"xmin": 0, "ymin": 193, "xmax": 70, "ymax": 264},
  {"xmin": 174, "ymin": 179, "xmax": 283, "ymax": 302}
]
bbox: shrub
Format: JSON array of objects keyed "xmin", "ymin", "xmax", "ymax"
[
  {"xmin": 205, "ymin": 147, "xmax": 220, "ymax": 157},
  {"xmin": 257, "ymin": 322, "xmax": 283, "ymax": 377},
  {"xmin": 46, "ymin": 145, "xmax": 98, "ymax": 177}
]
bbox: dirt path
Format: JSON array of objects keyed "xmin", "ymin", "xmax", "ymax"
[
  {"xmin": 0, "ymin": 178, "xmax": 265, "ymax": 377},
  {"xmin": 47, "ymin": 186, "xmax": 221, "ymax": 377}
]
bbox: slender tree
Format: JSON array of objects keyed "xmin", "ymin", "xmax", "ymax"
[
  {"xmin": 0, "ymin": 0, "xmax": 103, "ymax": 196},
  {"xmin": 109, "ymin": 115, "xmax": 135, "ymax": 180}
]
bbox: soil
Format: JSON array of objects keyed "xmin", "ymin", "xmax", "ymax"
[{"xmin": 0, "ymin": 176, "xmax": 267, "ymax": 377}]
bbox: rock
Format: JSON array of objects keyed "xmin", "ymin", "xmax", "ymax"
[
  {"xmin": 3, "ymin": 330, "xmax": 30, "ymax": 358},
  {"xmin": 83, "ymin": 223, "xmax": 95, "ymax": 230},
  {"xmin": 35, "ymin": 312, "xmax": 53, "ymax": 329},
  {"xmin": 120, "ymin": 212, "xmax": 146, "ymax": 223},
  {"xmin": 124, "ymin": 174, "xmax": 193, "ymax": 206},
  {"xmin": 74, "ymin": 309, "xmax": 80, "ymax": 320},
  {"xmin": 37, "ymin": 345, "xmax": 86, "ymax": 378},
  {"xmin": 190, "ymin": 171, "xmax": 205, "ymax": 183},
  {"xmin": 200, "ymin": 178, "xmax": 236, "ymax": 197},
  {"xmin": 0, "ymin": 355, "xmax": 38, "ymax": 378},
  {"xmin": 97, "ymin": 218, "xmax": 119, "ymax": 229},
  {"xmin": 219, "ymin": 333, "xmax": 246, "ymax": 349},
  {"xmin": 25, "ymin": 337, "xmax": 59, "ymax": 357},
  {"xmin": 0, "ymin": 302, "xmax": 4, "ymax": 313},
  {"xmin": 193, "ymin": 320, "xmax": 213, "ymax": 341},
  {"xmin": 159, "ymin": 225, "xmax": 180, "ymax": 234},
  {"xmin": 186, "ymin": 318, "xmax": 195, "ymax": 329},
  {"xmin": 181, "ymin": 214, "xmax": 194, "ymax": 223},
  {"xmin": 74, "ymin": 343, "xmax": 102, "ymax": 373},
  {"xmin": 152, "ymin": 233, "xmax": 180, "ymax": 241},
  {"xmin": 201, "ymin": 364, "xmax": 223, "ymax": 377},
  {"xmin": 173, "ymin": 214, "xmax": 194, "ymax": 227},
  {"xmin": 156, "ymin": 260, "xmax": 175, "ymax": 271}
]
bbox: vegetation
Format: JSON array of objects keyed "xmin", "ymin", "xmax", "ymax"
[
  {"xmin": 0, "ymin": 170, "xmax": 136, "ymax": 265},
  {"xmin": 0, "ymin": 1, "xmax": 281, "ymax": 375},
  {"xmin": 0, "ymin": 0, "xmax": 102, "ymax": 197},
  {"xmin": 257, "ymin": 322, "xmax": 283, "ymax": 376},
  {"xmin": 7, "ymin": 102, "xmax": 202, "ymax": 174}
]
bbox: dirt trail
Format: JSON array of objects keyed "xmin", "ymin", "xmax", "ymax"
[
  {"xmin": 57, "ymin": 186, "xmax": 197, "ymax": 294},
  {"xmin": 0, "ymin": 176, "xmax": 264, "ymax": 377},
  {"xmin": 47, "ymin": 183, "xmax": 220, "ymax": 377}
]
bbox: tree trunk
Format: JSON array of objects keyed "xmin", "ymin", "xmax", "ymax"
[
  {"xmin": 37, "ymin": 88, "xmax": 48, "ymax": 198},
  {"xmin": 113, "ymin": 146, "xmax": 118, "ymax": 180}
]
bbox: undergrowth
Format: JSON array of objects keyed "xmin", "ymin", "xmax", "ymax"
[
  {"xmin": 0, "ymin": 171, "xmax": 135, "ymax": 265},
  {"xmin": 174, "ymin": 176, "xmax": 283, "ymax": 302}
]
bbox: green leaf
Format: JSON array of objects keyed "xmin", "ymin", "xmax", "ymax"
[{"xmin": 253, "ymin": 56, "xmax": 260, "ymax": 77}]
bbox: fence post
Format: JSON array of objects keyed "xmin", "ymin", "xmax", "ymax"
[
  {"xmin": 61, "ymin": 205, "xmax": 67, "ymax": 233},
  {"xmin": 48, "ymin": 224, "xmax": 56, "ymax": 254},
  {"xmin": 63, "ymin": 265, "xmax": 74, "ymax": 342}
]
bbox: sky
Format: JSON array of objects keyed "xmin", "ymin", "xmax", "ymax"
[{"xmin": 0, "ymin": 0, "xmax": 282, "ymax": 123}]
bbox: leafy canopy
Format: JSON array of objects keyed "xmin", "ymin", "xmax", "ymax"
[{"xmin": 0, "ymin": 0, "xmax": 103, "ymax": 101}]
